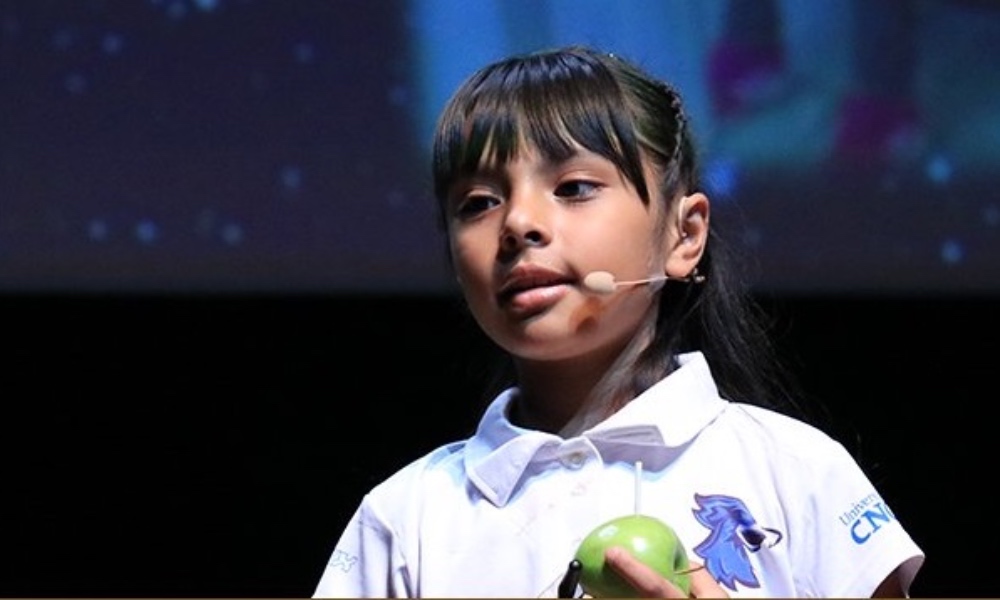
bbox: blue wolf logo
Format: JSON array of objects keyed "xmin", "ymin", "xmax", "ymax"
[{"xmin": 691, "ymin": 493, "xmax": 782, "ymax": 591}]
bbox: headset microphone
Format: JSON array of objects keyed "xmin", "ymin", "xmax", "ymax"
[{"xmin": 582, "ymin": 270, "xmax": 704, "ymax": 295}]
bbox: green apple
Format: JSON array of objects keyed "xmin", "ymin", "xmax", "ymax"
[{"xmin": 573, "ymin": 514, "xmax": 691, "ymax": 597}]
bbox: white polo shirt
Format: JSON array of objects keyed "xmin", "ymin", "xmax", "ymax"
[{"xmin": 313, "ymin": 352, "xmax": 924, "ymax": 598}]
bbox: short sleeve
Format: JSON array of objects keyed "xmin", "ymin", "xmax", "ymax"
[
  {"xmin": 789, "ymin": 439, "xmax": 924, "ymax": 597},
  {"xmin": 312, "ymin": 498, "xmax": 412, "ymax": 598}
]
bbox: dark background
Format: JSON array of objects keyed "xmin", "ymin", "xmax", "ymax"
[
  {"xmin": 2, "ymin": 1, "xmax": 998, "ymax": 597},
  {"xmin": 2, "ymin": 292, "xmax": 997, "ymax": 597}
]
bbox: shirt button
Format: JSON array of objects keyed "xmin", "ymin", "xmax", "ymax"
[{"xmin": 563, "ymin": 451, "xmax": 586, "ymax": 469}]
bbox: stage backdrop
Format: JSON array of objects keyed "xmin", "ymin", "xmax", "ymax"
[{"xmin": 2, "ymin": 0, "xmax": 999, "ymax": 295}]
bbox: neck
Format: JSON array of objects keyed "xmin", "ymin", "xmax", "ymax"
[
  {"xmin": 511, "ymin": 354, "xmax": 613, "ymax": 436},
  {"xmin": 511, "ymin": 315, "xmax": 657, "ymax": 437}
]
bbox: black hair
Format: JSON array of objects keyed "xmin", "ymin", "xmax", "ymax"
[{"xmin": 432, "ymin": 45, "xmax": 812, "ymax": 423}]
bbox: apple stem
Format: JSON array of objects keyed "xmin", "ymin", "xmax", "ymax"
[{"xmin": 634, "ymin": 460, "xmax": 643, "ymax": 514}]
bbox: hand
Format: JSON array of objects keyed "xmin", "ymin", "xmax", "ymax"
[
  {"xmin": 604, "ymin": 546, "xmax": 729, "ymax": 598},
  {"xmin": 684, "ymin": 563, "xmax": 729, "ymax": 599}
]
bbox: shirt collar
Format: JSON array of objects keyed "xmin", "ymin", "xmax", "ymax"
[{"xmin": 464, "ymin": 352, "xmax": 728, "ymax": 506}]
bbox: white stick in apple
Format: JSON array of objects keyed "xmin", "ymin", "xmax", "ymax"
[
  {"xmin": 574, "ymin": 458, "xmax": 694, "ymax": 596},
  {"xmin": 634, "ymin": 460, "xmax": 643, "ymax": 515}
]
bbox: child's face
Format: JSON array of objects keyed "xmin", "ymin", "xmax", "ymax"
[{"xmin": 445, "ymin": 145, "xmax": 675, "ymax": 363}]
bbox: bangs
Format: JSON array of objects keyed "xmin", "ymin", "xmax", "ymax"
[{"xmin": 432, "ymin": 50, "xmax": 650, "ymax": 204}]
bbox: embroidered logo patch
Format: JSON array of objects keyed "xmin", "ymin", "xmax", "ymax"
[
  {"xmin": 691, "ymin": 493, "xmax": 783, "ymax": 591},
  {"xmin": 330, "ymin": 549, "xmax": 358, "ymax": 572}
]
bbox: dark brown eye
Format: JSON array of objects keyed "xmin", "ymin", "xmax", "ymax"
[
  {"xmin": 554, "ymin": 180, "xmax": 600, "ymax": 201},
  {"xmin": 454, "ymin": 193, "xmax": 499, "ymax": 219}
]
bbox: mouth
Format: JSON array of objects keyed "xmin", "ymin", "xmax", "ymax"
[{"xmin": 497, "ymin": 265, "xmax": 575, "ymax": 305}]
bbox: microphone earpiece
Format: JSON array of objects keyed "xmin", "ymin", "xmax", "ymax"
[
  {"xmin": 581, "ymin": 271, "xmax": 624, "ymax": 294},
  {"xmin": 582, "ymin": 270, "xmax": 704, "ymax": 295}
]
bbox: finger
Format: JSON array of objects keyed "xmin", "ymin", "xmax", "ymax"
[
  {"xmin": 686, "ymin": 561, "xmax": 729, "ymax": 599},
  {"xmin": 604, "ymin": 546, "xmax": 689, "ymax": 598}
]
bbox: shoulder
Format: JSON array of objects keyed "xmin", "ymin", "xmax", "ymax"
[
  {"xmin": 352, "ymin": 390, "xmax": 518, "ymax": 526},
  {"xmin": 729, "ymin": 399, "xmax": 819, "ymax": 428},
  {"xmin": 717, "ymin": 402, "xmax": 861, "ymax": 474},
  {"xmin": 726, "ymin": 401, "xmax": 836, "ymax": 443},
  {"xmin": 355, "ymin": 439, "xmax": 474, "ymax": 525},
  {"xmin": 344, "ymin": 439, "xmax": 474, "ymax": 548},
  {"xmin": 369, "ymin": 439, "xmax": 469, "ymax": 499}
]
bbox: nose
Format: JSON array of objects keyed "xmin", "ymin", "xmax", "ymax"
[{"xmin": 500, "ymin": 194, "xmax": 551, "ymax": 253}]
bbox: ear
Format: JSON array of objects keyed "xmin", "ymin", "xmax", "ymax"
[{"xmin": 665, "ymin": 192, "xmax": 709, "ymax": 280}]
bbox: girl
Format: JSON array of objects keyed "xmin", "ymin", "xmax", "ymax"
[{"xmin": 313, "ymin": 45, "xmax": 924, "ymax": 598}]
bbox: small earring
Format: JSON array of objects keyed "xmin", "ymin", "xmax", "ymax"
[{"xmin": 686, "ymin": 267, "xmax": 706, "ymax": 283}]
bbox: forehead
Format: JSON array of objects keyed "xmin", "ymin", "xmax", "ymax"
[
  {"xmin": 462, "ymin": 144, "xmax": 636, "ymax": 192},
  {"xmin": 433, "ymin": 53, "xmax": 656, "ymax": 206}
]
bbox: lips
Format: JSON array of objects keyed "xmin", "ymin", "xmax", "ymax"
[{"xmin": 497, "ymin": 264, "xmax": 575, "ymax": 304}]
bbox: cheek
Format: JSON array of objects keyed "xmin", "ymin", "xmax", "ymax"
[
  {"xmin": 450, "ymin": 234, "xmax": 494, "ymax": 299},
  {"xmin": 572, "ymin": 220, "xmax": 661, "ymax": 278},
  {"xmin": 448, "ymin": 229, "xmax": 476, "ymax": 271},
  {"xmin": 569, "ymin": 295, "xmax": 606, "ymax": 332}
]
